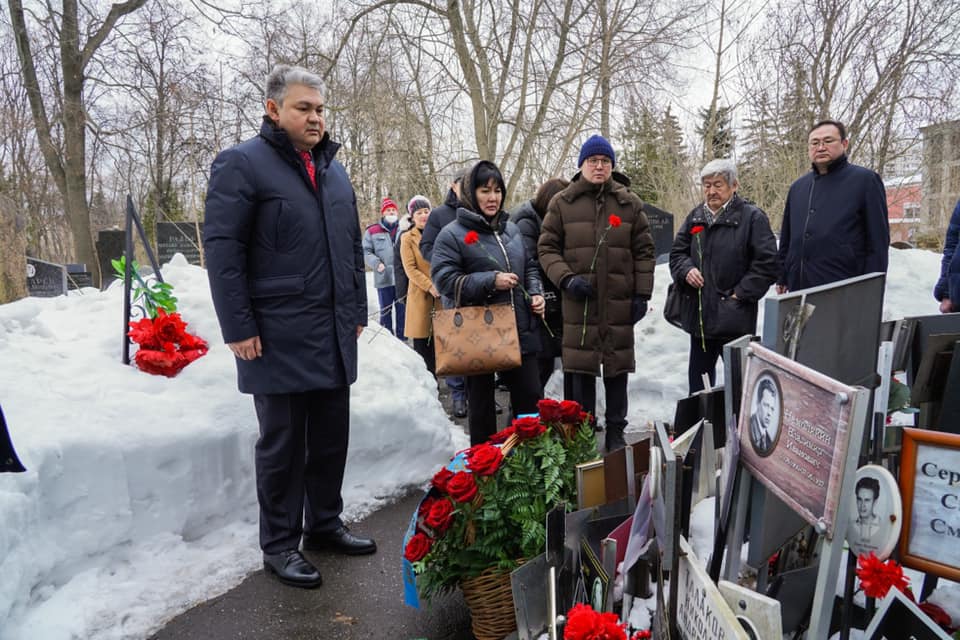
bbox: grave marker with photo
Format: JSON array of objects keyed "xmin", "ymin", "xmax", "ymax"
[{"xmin": 26, "ymin": 257, "xmax": 66, "ymax": 297}]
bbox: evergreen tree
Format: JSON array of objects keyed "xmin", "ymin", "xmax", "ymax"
[{"xmin": 696, "ymin": 105, "xmax": 735, "ymax": 161}]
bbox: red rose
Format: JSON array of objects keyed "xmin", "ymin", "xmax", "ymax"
[
  {"xmin": 133, "ymin": 348, "xmax": 188, "ymax": 377},
  {"xmin": 608, "ymin": 214, "xmax": 622, "ymax": 228},
  {"xmin": 632, "ymin": 631, "xmax": 652, "ymax": 640},
  {"xmin": 431, "ymin": 467, "xmax": 454, "ymax": 492},
  {"xmin": 578, "ymin": 411, "xmax": 591, "ymax": 424},
  {"xmin": 559, "ymin": 400, "xmax": 582, "ymax": 422},
  {"xmin": 403, "ymin": 532, "xmax": 433, "ymax": 562},
  {"xmin": 513, "ymin": 416, "xmax": 546, "ymax": 440},
  {"xmin": 464, "ymin": 230, "xmax": 480, "ymax": 245},
  {"xmin": 446, "ymin": 471, "xmax": 478, "ymax": 503},
  {"xmin": 537, "ymin": 399, "xmax": 562, "ymax": 423},
  {"xmin": 418, "ymin": 496, "xmax": 438, "ymax": 517},
  {"xmin": 424, "ymin": 498, "xmax": 455, "ymax": 532},
  {"xmin": 488, "ymin": 425, "xmax": 515, "ymax": 444},
  {"xmin": 467, "ymin": 443, "xmax": 503, "ymax": 476},
  {"xmin": 690, "ymin": 224, "xmax": 705, "ymax": 235}
]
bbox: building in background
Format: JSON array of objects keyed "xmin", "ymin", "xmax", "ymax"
[
  {"xmin": 921, "ymin": 119, "xmax": 960, "ymax": 238},
  {"xmin": 884, "ymin": 173, "xmax": 922, "ymax": 244}
]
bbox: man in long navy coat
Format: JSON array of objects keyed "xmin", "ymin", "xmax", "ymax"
[{"xmin": 204, "ymin": 65, "xmax": 374, "ymax": 589}]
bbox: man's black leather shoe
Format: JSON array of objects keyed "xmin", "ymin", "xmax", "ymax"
[
  {"xmin": 263, "ymin": 550, "xmax": 323, "ymax": 588},
  {"xmin": 303, "ymin": 526, "xmax": 377, "ymax": 555},
  {"xmin": 452, "ymin": 397, "xmax": 468, "ymax": 418}
]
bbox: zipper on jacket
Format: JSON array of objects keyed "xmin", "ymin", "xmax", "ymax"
[{"xmin": 800, "ymin": 177, "xmax": 816, "ymax": 286}]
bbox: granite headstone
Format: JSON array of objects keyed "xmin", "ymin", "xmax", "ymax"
[
  {"xmin": 156, "ymin": 221, "xmax": 203, "ymax": 265},
  {"xmin": 643, "ymin": 204, "xmax": 675, "ymax": 262},
  {"xmin": 26, "ymin": 257, "xmax": 66, "ymax": 297},
  {"xmin": 66, "ymin": 263, "xmax": 93, "ymax": 290},
  {"xmin": 97, "ymin": 229, "xmax": 125, "ymax": 289}
]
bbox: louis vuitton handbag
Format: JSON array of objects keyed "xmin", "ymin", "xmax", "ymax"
[{"xmin": 433, "ymin": 277, "xmax": 522, "ymax": 376}]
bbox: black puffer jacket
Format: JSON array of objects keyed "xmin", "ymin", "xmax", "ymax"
[
  {"xmin": 419, "ymin": 188, "xmax": 460, "ymax": 262},
  {"xmin": 510, "ymin": 200, "xmax": 563, "ymax": 353},
  {"xmin": 431, "ymin": 206, "xmax": 543, "ymax": 355},
  {"xmin": 668, "ymin": 194, "xmax": 778, "ymax": 340}
]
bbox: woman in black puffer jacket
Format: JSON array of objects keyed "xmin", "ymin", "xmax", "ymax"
[{"xmin": 431, "ymin": 161, "xmax": 546, "ymax": 444}]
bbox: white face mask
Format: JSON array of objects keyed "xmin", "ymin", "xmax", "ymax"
[{"xmin": 383, "ymin": 214, "xmax": 398, "ymax": 225}]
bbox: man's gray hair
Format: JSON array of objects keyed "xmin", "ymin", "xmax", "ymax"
[
  {"xmin": 265, "ymin": 64, "xmax": 326, "ymax": 104},
  {"xmin": 699, "ymin": 158, "xmax": 738, "ymax": 186}
]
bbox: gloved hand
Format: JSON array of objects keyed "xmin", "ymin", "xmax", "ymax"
[
  {"xmin": 563, "ymin": 276, "xmax": 595, "ymax": 302},
  {"xmin": 631, "ymin": 296, "xmax": 649, "ymax": 323}
]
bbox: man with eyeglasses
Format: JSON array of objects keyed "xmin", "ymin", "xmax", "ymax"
[
  {"xmin": 776, "ymin": 119, "xmax": 889, "ymax": 293},
  {"xmin": 539, "ymin": 134, "xmax": 655, "ymax": 452}
]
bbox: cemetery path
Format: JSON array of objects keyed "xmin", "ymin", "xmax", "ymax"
[
  {"xmin": 150, "ymin": 377, "xmax": 489, "ymax": 640},
  {"xmin": 148, "ymin": 490, "xmax": 474, "ymax": 640}
]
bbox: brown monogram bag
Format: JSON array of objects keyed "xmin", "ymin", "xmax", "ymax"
[{"xmin": 433, "ymin": 277, "xmax": 522, "ymax": 376}]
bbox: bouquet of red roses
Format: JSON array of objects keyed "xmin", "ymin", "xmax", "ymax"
[
  {"xmin": 128, "ymin": 308, "xmax": 208, "ymax": 377},
  {"xmin": 405, "ymin": 398, "xmax": 598, "ymax": 599}
]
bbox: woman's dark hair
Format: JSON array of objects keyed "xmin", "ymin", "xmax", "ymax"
[
  {"xmin": 461, "ymin": 160, "xmax": 506, "ymax": 215},
  {"xmin": 532, "ymin": 178, "xmax": 570, "ymax": 218}
]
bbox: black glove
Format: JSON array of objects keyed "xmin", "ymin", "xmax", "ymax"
[
  {"xmin": 563, "ymin": 276, "xmax": 595, "ymax": 301},
  {"xmin": 631, "ymin": 296, "xmax": 649, "ymax": 323}
]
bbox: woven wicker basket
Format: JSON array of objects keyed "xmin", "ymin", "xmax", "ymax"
[{"xmin": 460, "ymin": 565, "xmax": 518, "ymax": 640}]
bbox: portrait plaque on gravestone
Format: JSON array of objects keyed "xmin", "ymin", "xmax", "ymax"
[
  {"xmin": 26, "ymin": 257, "xmax": 67, "ymax": 297},
  {"xmin": 738, "ymin": 343, "xmax": 858, "ymax": 537},
  {"xmin": 864, "ymin": 587, "xmax": 952, "ymax": 640},
  {"xmin": 156, "ymin": 221, "xmax": 203, "ymax": 265},
  {"xmin": 845, "ymin": 465, "xmax": 902, "ymax": 560},
  {"xmin": 898, "ymin": 428, "xmax": 960, "ymax": 581},
  {"xmin": 675, "ymin": 537, "xmax": 749, "ymax": 640}
]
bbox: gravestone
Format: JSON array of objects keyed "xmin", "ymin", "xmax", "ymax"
[
  {"xmin": 864, "ymin": 588, "xmax": 952, "ymax": 640},
  {"xmin": 97, "ymin": 229, "xmax": 125, "ymax": 289},
  {"xmin": 156, "ymin": 221, "xmax": 203, "ymax": 265},
  {"xmin": 643, "ymin": 205, "xmax": 675, "ymax": 262},
  {"xmin": 66, "ymin": 263, "xmax": 93, "ymax": 290},
  {"xmin": 26, "ymin": 257, "xmax": 66, "ymax": 297},
  {"xmin": 676, "ymin": 537, "xmax": 750, "ymax": 640}
]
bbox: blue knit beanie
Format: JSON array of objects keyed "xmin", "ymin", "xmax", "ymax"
[{"xmin": 577, "ymin": 134, "xmax": 616, "ymax": 168}]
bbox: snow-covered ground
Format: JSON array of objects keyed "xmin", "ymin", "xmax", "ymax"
[{"xmin": 0, "ymin": 248, "xmax": 945, "ymax": 639}]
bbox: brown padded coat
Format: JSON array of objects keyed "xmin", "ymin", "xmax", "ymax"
[
  {"xmin": 538, "ymin": 174, "xmax": 655, "ymax": 377},
  {"xmin": 400, "ymin": 226, "xmax": 440, "ymax": 339}
]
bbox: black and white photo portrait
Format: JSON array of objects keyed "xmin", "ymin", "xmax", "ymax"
[
  {"xmin": 748, "ymin": 373, "xmax": 782, "ymax": 457},
  {"xmin": 847, "ymin": 465, "xmax": 902, "ymax": 560}
]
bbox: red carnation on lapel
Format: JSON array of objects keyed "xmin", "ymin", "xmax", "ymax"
[
  {"xmin": 690, "ymin": 224, "xmax": 705, "ymax": 235},
  {"xmin": 464, "ymin": 230, "xmax": 480, "ymax": 245}
]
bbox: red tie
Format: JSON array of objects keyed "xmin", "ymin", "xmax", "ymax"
[{"xmin": 299, "ymin": 150, "xmax": 316, "ymax": 188}]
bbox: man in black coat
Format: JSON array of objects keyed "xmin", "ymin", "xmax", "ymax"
[
  {"xmin": 1, "ymin": 403, "xmax": 26, "ymax": 473},
  {"xmin": 778, "ymin": 120, "xmax": 889, "ymax": 293},
  {"xmin": 205, "ymin": 65, "xmax": 375, "ymax": 590}
]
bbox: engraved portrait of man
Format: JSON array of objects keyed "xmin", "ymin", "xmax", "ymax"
[{"xmin": 749, "ymin": 374, "xmax": 781, "ymax": 457}]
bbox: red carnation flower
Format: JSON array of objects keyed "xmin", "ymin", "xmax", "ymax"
[
  {"xmin": 404, "ymin": 532, "xmax": 433, "ymax": 562},
  {"xmin": 856, "ymin": 552, "xmax": 910, "ymax": 600},
  {"xmin": 559, "ymin": 400, "xmax": 582, "ymax": 422},
  {"xmin": 424, "ymin": 498, "xmax": 455, "ymax": 533},
  {"xmin": 153, "ymin": 309, "xmax": 188, "ymax": 343},
  {"xmin": 488, "ymin": 425, "xmax": 515, "ymax": 444},
  {"xmin": 632, "ymin": 631, "xmax": 652, "ymax": 640},
  {"xmin": 513, "ymin": 416, "xmax": 546, "ymax": 440},
  {"xmin": 608, "ymin": 214, "xmax": 622, "ymax": 228},
  {"xmin": 537, "ymin": 398, "xmax": 562, "ymax": 423},
  {"xmin": 446, "ymin": 471, "xmax": 478, "ymax": 503},
  {"xmin": 690, "ymin": 224, "xmax": 705, "ymax": 235},
  {"xmin": 134, "ymin": 348, "xmax": 188, "ymax": 377},
  {"xmin": 431, "ymin": 467, "xmax": 454, "ymax": 493},
  {"xmin": 464, "ymin": 230, "xmax": 480, "ymax": 245},
  {"xmin": 128, "ymin": 317, "xmax": 160, "ymax": 349},
  {"xmin": 467, "ymin": 443, "xmax": 503, "ymax": 476}
]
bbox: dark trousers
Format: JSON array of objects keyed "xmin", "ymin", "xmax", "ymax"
[
  {"xmin": 688, "ymin": 335, "xmax": 727, "ymax": 394},
  {"xmin": 446, "ymin": 375, "xmax": 466, "ymax": 401},
  {"xmin": 537, "ymin": 355, "xmax": 572, "ymax": 399},
  {"xmin": 466, "ymin": 355, "xmax": 541, "ymax": 445},
  {"xmin": 377, "ymin": 286, "xmax": 405, "ymax": 339},
  {"xmin": 252, "ymin": 388, "xmax": 350, "ymax": 554},
  {"xmin": 568, "ymin": 371, "xmax": 628, "ymax": 430},
  {"xmin": 413, "ymin": 337, "xmax": 436, "ymax": 377}
]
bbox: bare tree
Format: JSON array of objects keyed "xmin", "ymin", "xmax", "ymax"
[{"xmin": 8, "ymin": 0, "xmax": 146, "ymax": 285}]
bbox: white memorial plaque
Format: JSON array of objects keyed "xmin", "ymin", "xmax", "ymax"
[
  {"xmin": 845, "ymin": 465, "xmax": 902, "ymax": 560},
  {"xmin": 718, "ymin": 580, "xmax": 782, "ymax": 640},
  {"xmin": 676, "ymin": 537, "xmax": 749, "ymax": 640},
  {"xmin": 900, "ymin": 428, "xmax": 960, "ymax": 581}
]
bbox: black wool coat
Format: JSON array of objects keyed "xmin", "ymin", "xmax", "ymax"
[
  {"xmin": 669, "ymin": 194, "xmax": 778, "ymax": 340},
  {"xmin": 204, "ymin": 119, "xmax": 367, "ymax": 394},
  {"xmin": 431, "ymin": 208, "xmax": 543, "ymax": 355}
]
